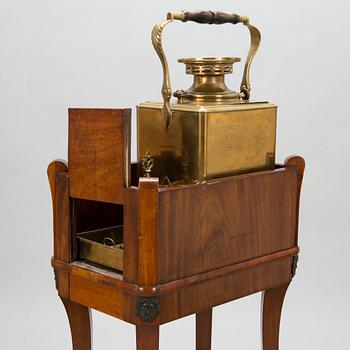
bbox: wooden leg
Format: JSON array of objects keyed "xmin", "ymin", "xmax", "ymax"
[
  {"xmin": 61, "ymin": 298, "xmax": 92, "ymax": 350},
  {"xmin": 261, "ymin": 283, "xmax": 290, "ymax": 350},
  {"xmin": 136, "ymin": 324, "xmax": 159, "ymax": 350},
  {"xmin": 196, "ymin": 309, "xmax": 212, "ymax": 350}
]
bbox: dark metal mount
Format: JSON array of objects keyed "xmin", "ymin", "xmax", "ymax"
[
  {"xmin": 136, "ymin": 297, "xmax": 160, "ymax": 323},
  {"xmin": 291, "ymin": 255, "xmax": 299, "ymax": 277},
  {"xmin": 54, "ymin": 269, "xmax": 59, "ymax": 290}
]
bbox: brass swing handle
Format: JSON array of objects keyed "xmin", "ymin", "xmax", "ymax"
[{"xmin": 151, "ymin": 10, "xmax": 261, "ymax": 130}]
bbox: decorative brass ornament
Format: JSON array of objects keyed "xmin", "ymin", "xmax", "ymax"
[{"xmin": 141, "ymin": 150, "xmax": 154, "ymax": 177}]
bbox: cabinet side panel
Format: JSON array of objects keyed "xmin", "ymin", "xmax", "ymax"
[
  {"xmin": 158, "ymin": 168, "xmax": 297, "ymax": 283},
  {"xmin": 159, "ymin": 256, "xmax": 292, "ymax": 324}
]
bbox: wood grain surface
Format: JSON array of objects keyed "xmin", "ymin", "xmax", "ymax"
[
  {"xmin": 68, "ymin": 108, "xmax": 131, "ymax": 204},
  {"xmin": 159, "ymin": 256, "xmax": 292, "ymax": 324},
  {"xmin": 158, "ymin": 167, "xmax": 298, "ymax": 282},
  {"xmin": 61, "ymin": 298, "xmax": 92, "ymax": 350},
  {"xmin": 68, "ymin": 273, "xmax": 138, "ymax": 324},
  {"xmin": 196, "ymin": 309, "xmax": 212, "ymax": 350},
  {"xmin": 136, "ymin": 324, "xmax": 159, "ymax": 350},
  {"xmin": 123, "ymin": 187, "xmax": 139, "ymax": 283},
  {"xmin": 138, "ymin": 178, "xmax": 159, "ymax": 286},
  {"xmin": 47, "ymin": 160, "xmax": 71, "ymax": 298},
  {"xmin": 47, "ymin": 160, "xmax": 70, "ymax": 261},
  {"xmin": 285, "ymin": 155, "xmax": 306, "ymax": 246},
  {"xmin": 48, "ymin": 154, "xmax": 305, "ymax": 349},
  {"xmin": 261, "ymin": 283, "xmax": 290, "ymax": 350}
]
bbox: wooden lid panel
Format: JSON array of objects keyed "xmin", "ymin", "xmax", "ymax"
[{"xmin": 68, "ymin": 108, "xmax": 131, "ymax": 204}]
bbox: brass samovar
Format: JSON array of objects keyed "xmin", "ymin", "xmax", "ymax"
[{"xmin": 138, "ymin": 11, "xmax": 276, "ymax": 184}]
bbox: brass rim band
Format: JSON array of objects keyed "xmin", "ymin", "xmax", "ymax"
[{"xmin": 151, "ymin": 11, "xmax": 261, "ymax": 130}]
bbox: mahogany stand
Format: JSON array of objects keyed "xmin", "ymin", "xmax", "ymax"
[{"xmin": 48, "ymin": 108, "xmax": 305, "ymax": 350}]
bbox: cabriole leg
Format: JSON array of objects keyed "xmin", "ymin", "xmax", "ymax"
[
  {"xmin": 261, "ymin": 283, "xmax": 290, "ymax": 350},
  {"xmin": 136, "ymin": 324, "xmax": 159, "ymax": 350},
  {"xmin": 196, "ymin": 309, "xmax": 212, "ymax": 350},
  {"xmin": 61, "ymin": 298, "xmax": 92, "ymax": 350}
]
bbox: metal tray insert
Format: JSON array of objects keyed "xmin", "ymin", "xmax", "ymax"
[{"xmin": 77, "ymin": 225, "xmax": 123, "ymax": 271}]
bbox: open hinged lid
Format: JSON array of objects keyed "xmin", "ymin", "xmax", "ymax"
[{"xmin": 68, "ymin": 108, "xmax": 131, "ymax": 204}]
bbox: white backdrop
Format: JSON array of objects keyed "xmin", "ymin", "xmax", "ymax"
[{"xmin": 1, "ymin": 1, "xmax": 349, "ymax": 349}]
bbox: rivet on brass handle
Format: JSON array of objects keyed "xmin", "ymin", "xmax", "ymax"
[{"xmin": 151, "ymin": 11, "xmax": 261, "ymax": 130}]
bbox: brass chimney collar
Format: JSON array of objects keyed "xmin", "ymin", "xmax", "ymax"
[
  {"xmin": 178, "ymin": 56, "xmax": 240, "ymax": 76},
  {"xmin": 175, "ymin": 56, "xmax": 241, "ymax": 103}
]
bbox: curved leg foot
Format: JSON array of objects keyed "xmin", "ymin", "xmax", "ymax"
[
  {"xmin": 61, "ymin": 298, "xmax": 92, "ymax": 350},
  {"xmin": 136, "ymin": 325, "xmax": 159, "ymax": 350},
  {"xmin": 196, "ymin": 309, "xmax": 212, "ymax": 350},
  {"xmin": 261, "ymin": 283, "xmax": 290, "ymax": 350}
]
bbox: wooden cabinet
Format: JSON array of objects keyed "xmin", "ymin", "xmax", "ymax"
[{"xmin": 48, "ymin": 108, "xmax": 305, "ymax": 349}]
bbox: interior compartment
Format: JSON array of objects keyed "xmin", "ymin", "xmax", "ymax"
[
  {"xmin": 78, "ymin": 226, "xmax": 123, "ymax": 271},
  {"xmin": 72, "ymin": 198, "xmax": 124, "ymax": 272}
]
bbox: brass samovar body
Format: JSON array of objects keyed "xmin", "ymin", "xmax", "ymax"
[{"xmin": 138, "ymin": 11, "xmax": 277, "ymax": 184}]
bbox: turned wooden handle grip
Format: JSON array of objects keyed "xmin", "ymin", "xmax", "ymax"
[{"xmin": 179, "ymin": 11, "xmax": 245, "ymax": 25}]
